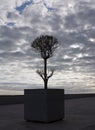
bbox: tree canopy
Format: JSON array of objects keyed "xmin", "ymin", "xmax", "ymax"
[{"xmin": 31, "ymin": 35, "xmax": 58, "ymax": 59}]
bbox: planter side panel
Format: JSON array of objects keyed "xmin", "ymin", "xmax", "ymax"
[
  {"xmin": 24, "ymin": 89, "xmax": 48, "ymax": 122},
  {"xmin": 47, "ymin": 89, "xmax": 64, "ymax": 122}
]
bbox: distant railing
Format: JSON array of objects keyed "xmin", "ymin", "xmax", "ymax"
[
  {"xmin": 64, "ymin": 94, "xmax": 95, "ymax": 99},
  {"xmin": 0, "ymin": 94, "xmax": 95, "ymax": 105},
  {"xmin": 0, "ymin": 95, "xmax": 24, "ymax": 105}
]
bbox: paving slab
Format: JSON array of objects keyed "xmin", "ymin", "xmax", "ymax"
[{"xmin": 0, "ymin": 97, "xmax": 95, "ymax": 130}]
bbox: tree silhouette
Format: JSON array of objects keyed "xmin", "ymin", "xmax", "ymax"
[{"xmin": 31, "ymin": 35, "xmax": 58, "ymax": 89}]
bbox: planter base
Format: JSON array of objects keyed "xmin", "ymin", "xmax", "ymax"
[{"xmin": 24, "ymin": 89, "xmax": 64, "ymax": 123}]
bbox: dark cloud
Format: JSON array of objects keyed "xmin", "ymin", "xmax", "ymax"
[{"xmin": 64, "ymin": 14, "xmax": 79, "ymax": 29}]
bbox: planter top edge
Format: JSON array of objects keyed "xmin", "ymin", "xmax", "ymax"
[{"xmin": 24, "ymin": 88, "xmax": 64, "ymax": 90}]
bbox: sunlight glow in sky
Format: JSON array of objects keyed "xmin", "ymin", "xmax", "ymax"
[{"xmin": 0, "ymin": 0, "xmax": 95, "ymax": 94}]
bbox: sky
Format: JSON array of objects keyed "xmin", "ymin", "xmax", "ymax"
[{"xmin": 0, "ymin": 0, "xmax": 95, "ymax": 95}]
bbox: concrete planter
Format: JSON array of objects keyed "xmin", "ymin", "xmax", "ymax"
[{"xmin": 24, "ymin": 89, "xmax": 64, "ymax": 123}]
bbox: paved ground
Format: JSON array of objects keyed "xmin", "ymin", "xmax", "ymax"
[{"xmin": 0, "ymin": 97, "xmax": 95, "ymax": 130}]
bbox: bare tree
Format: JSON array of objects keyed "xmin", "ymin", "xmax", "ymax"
[{"xmin": 31, "ymin": 35, "xmax": 58, "ymax": 89}]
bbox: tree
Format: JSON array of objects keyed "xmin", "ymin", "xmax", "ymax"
[{"xmin": 31, "ymin": 35, "xmax": 58, "ymax": 89}]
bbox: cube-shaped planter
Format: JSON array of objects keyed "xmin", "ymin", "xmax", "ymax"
[{"xmin": 24, "ymin": 89, "xmax": 64, "ymax": 123}]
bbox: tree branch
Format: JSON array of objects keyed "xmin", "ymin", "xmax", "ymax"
[
  {"xmin": 36, "ymin": 70, "xmax": 44, "ymax": 80},
  {"xmin": 47, "ymin": 69, "xmax": 54, "ymax": 79}
]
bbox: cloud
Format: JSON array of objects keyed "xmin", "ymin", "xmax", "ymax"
[{"xmin": 0, "ymin": 0, "xmax": 95, "ymax": 93}]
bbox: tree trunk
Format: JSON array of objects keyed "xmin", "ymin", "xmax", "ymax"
[{"xmin": 44, "ymin": 58, "xmax": 48, "ymax": 89}]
